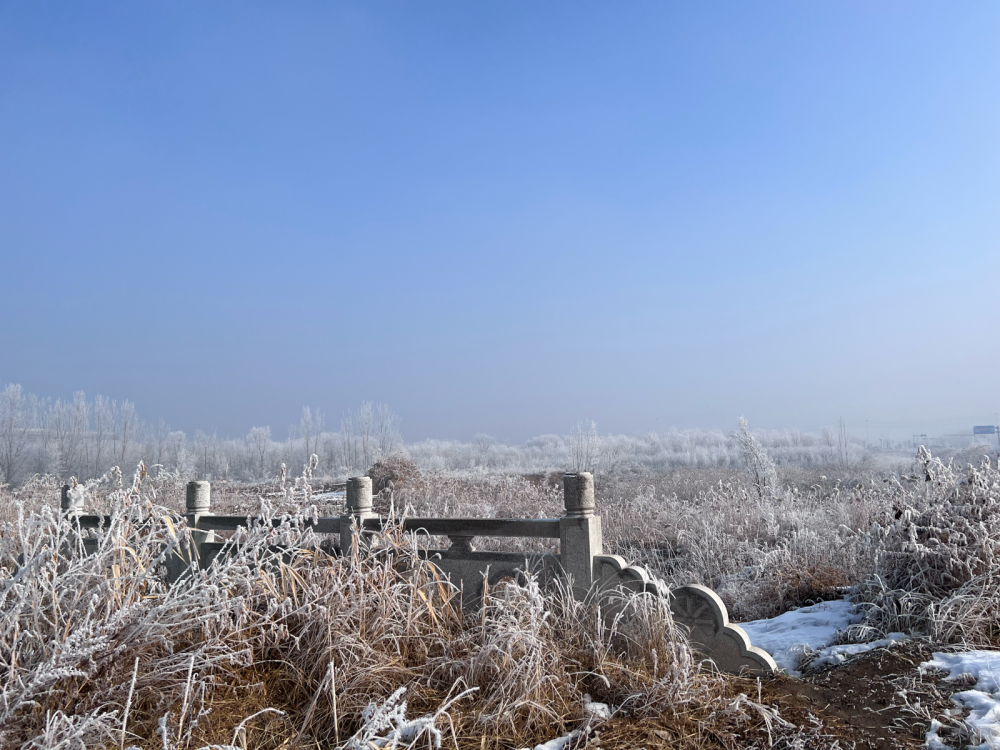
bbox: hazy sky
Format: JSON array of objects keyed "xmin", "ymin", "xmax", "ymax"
[{"xmin": 1, "ymin": 2, "xmax": 998, "ymax": 443}]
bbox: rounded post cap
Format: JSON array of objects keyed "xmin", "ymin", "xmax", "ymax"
[
  {"xmin": 186, "ymin": 480, "xmax": 211, "ymax": 513},
  {"xmin": 346, "ymin": 476, "xmax": 373, "ymax": 513},
  {"xmin": 563, "ymin": 472, "xmax": 595, "ymax": 517},
  {"xmin": 61, "ymin": 484, "xmax": 84, "ymax": 514}
]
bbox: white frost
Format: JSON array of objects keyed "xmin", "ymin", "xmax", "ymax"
[
  {"xmin": 923, "ymin": 652, "xmax": 1000, "ymax": 694},
  {"xmin": 925, "ymin": 718, "xmax": 951, "ymax": 750}
]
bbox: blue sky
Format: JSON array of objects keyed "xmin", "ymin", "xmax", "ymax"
[{"xmin": 1, "ymin": 1, "xmax": 998, "ymax": 442}]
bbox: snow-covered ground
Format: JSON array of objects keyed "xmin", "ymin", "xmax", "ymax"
[
  {"xmin": 739, "ymin": 598, "xmax": 894, "ymax": 677},
  {"xmin": 922, "ymin": 651, "xmax": 1000, "ymax": 749},
  {"xmin": 515, "ymin": 599, "xmax": 1000, "ymax": 750},
  {"xmin": 738, "ymin": 599, "xmax": 1000, "ymax": 748}
]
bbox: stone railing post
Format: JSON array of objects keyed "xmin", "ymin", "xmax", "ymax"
[
  {"xmin": 559, "ymin": 472, "xmax": 602, "ymax": 598},
  {"xmin": 185, "ymin": 480, "xmax": 215, "ymax": 566},
  {"xmin": 343, "ymin": 476, "xmax": 376, "ymax": 555},
  {"xmin": 60, "ymin": 483, "xmax": 89, "ymax": 555},
  {"xmin": 61, "ymin": 484, "xmax": 84, "ymax": 519}
]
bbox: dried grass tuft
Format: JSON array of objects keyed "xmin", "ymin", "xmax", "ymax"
[{"xmin": 0, "ymin": 466, "xmax": 834, "ymax": 750}]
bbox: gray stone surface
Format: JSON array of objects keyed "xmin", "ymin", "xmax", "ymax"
[
  {"xmin": 51, "ymin": 477, "xmax": 778, "ymax": 677},
  {"xmin": 392, "ymin": 517, "xmax": 560, "ymax": 538},
  {"xmin": 184, "ymin": 481, "xmax": 215, "ymax": 572},
  {"xmin": 446, "ymin": 535, "xmax": 475, "ymax": 554},
  {"xmin": 593, "ymin": 553, "xmax": 668, "ymax": 598},
  {"xmin": 343, "ymin": 476, "xmax": 377, "ymax": 556},
  {"xmin": 560, "ymin": 472, "xmax": 601, "ymax": 596},
  {"xmin": 669, "ymin": 584, "xmax": 776, "ymax": 675},
  {"xmin": 592, "ymin": 556, "xmax": 775, "ymax": 676},
  {"xmin": 346, "ymin": 476, "xmax": 373, "ymax": 515},
  {"xmin": 186, "ymin": 481, "xmax": 211, "ymax": 514},
  {"xmin": 562, "ymin": 472, "xmax": 596, "ymax": 517},
  {"xmin": 429, "ymin": 551, "xmax": 558, "ymax": 607},
  {"xmin": 560, "ymin": 515, "xmax": 602, "ymax": 595},
  {"xmin": 60, "ymin": 483, "xmax": 85, "ymax": 518}
]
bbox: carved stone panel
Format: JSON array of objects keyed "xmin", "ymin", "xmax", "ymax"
[
  {"xmin": 593, "ymin": 555, "xmax": 775, "ymax": 676},
  {"xmin": 669, "ymin": 584, "xmax": 776, "ymax": 675}
]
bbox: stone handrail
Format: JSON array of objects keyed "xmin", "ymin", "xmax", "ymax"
[{"xmin": 59, "ymin": 473, "xmax": 777, "ymax": 676}]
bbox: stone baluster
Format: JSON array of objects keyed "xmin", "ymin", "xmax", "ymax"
[
  {"xmin": 343, "ymin": 476, "xmax": 377, "ymax": 556},
  {"xmin": 185, "ymin": 480, "xmax": 215, "ymax": 566},
  {"xmin": 559, "ymin": 471, "xmax": 602, "ymax": 598},
  {"xmin": 61, "ymin": 484, "xmax": 84, "ymax": 519},
  {"xmin": 60, "ymin": 483, "xmax": 88, "ymax": 555}
]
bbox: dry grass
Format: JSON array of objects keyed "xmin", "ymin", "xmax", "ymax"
[
  {"xmin": 387, "ymin": 466, "xmax": 883, "ymax": 621},
  {"xmin": 4, "ymin": 447, "xmax": 1000, "ymax": 748},
  {"xmin": 0, "ymin": 466, "xmax": 838, "ymax": 750}
]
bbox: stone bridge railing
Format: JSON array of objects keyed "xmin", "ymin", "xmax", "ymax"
[{"xmin": 60, "ymin": 472, "xmax": 776, "ymax": 676}]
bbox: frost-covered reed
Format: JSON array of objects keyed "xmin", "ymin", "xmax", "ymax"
[{"xmin": 0, "ymin": 465, "xmax": 833, "ymax": 749}]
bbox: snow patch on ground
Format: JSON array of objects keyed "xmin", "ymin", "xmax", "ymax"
[
  {"xmin": 730, "ymin": 602, "xmax": 1000, "ymax": 747},
  {"xmin": 519, "ymin": 731, "xmax": 582, "ymax": 750},
  {"xmin": 582, "ymin": 694, "xmax": 611, "ymax": 723},
  {"xmin": 926, "ymin": 718, "xmax": 952, "ymax": 749},
  {"xmin": 739, "ymin": 598, "xmax": 864, "ymax": 676},
  {"xmin": 810, "ymin": 632, "xmax": 907, "ymax": 669},
  {"xmin": 922, "ymin": 651, "xmax": 1000, "ymax": 749}
]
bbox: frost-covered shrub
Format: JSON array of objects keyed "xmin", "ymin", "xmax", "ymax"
[
  {"xmin": 736, "ymin": 417, "xmax": 780, "ymax": 502},
  {"xmin": 5, "ymin": 380, "xmax": 896, "ymax": 487},
  {"xmin": 367, "ymin": 455, "xmax": 423, "ymax": 494},
  {"xmin": 854, "ymin": 450, "xmax": 1000, "ymax": 645}
]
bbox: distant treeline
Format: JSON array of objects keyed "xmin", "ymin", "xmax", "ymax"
[{"xmin": 0, "ymin": 383, "xmax": 908, "ymax": 487}]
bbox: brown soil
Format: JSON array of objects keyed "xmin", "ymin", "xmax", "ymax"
[
  {"xmin": 576, "ymin": 641, "xmax": 965, "ymax": 749},
  {"xmin": 478, "ymin": 642, "xmax": 964, "ymax": 750},
  {"xmin": 758, "ymin": 640, "xmax": 956, "ymax": 749}
]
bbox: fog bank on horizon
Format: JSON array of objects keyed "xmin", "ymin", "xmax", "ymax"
[{"xmin": 3, "ymin": 381, "xmax": 999, "ymax": 490}]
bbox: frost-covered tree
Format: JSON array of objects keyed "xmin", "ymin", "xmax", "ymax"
[
  {"xmin": 68, "ymin": 391, "xmax": 89, "ymax": 477},
  {"xmin": 298, "ymin": 407, "xmax": 323, "ymax": 468},
  {"xmin": 338, "ymin": 402, "xmax": 402, "ymax": 473},
  {"xmin": 0, "ymin": 384, "xmax": 31, "ymax": 485},
  {"xmin": 375, "ymin": 403, "xmax": 402, "ymax": 459},
  {"xmin": 474, "ymin": 433, "xmax": 496, "ymax": 467},
  {"xmin": 151, "ymin": 419, "xmax": 171, "ymax": 474},
  {"xmin": 92, "ymin": 395, "xmax": 115, "ymax": 476},
  {"xmin": 571, "ymin": 420, "xmax": 599, "ymax": 473},
  {"xmin": 119, "ymin": 400, "xmax": 138, "ymax": 467},
  {"xmin": 247, "ymin": 426, "xmax": 271, "ymax": 478},
  {"xmin": 736, "ymin": 417, "xmax": 779, "ymax": 502}
]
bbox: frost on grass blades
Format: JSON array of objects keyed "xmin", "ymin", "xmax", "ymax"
[
  {"xmin": 4, "ymin": 392, "xmax": 1000, "ymax": 747},
  {"xmin": 1, "ymin": 463, "xmax": 844, "ymax": 749}
]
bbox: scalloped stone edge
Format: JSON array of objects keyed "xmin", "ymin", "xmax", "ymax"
[{"xmin": 593, "ymin": 555, "xmax": 776, "ymax": 676}]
